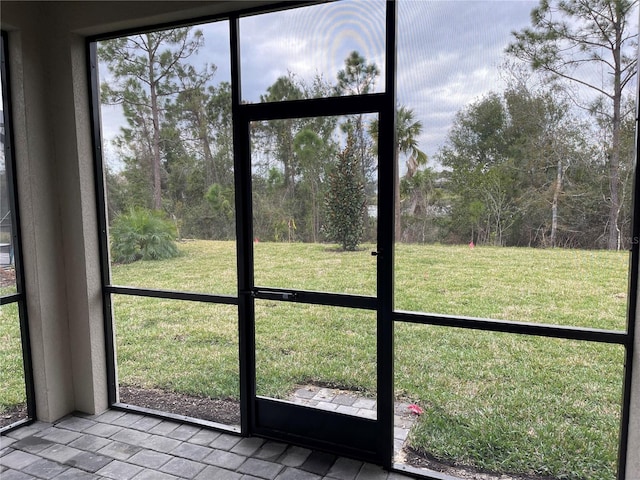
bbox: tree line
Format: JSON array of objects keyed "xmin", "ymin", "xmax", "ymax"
[{"xmin": 100, "ymin": 0, "xmax": 638, "ymax": 252}]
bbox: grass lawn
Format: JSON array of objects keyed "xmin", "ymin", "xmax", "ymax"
[
  {"xmin": 0, "ymin": 301, "xmax": 27, "ymax": 415},
  {"xmin": 1, "ymin": 240, "xmax": 629, "ymax": 479}
]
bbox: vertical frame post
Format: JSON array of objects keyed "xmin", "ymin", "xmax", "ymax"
[
  {"xmin": 87, "ymin": 40, "xmax": 118, "ymax": 407},
  {"xmin": 377, "ymin": 0, "xmax": 397, "ymax": 468},
  {"xmin": 230, "ymin": 14, "xmax": 255, "ymax": 435},
  {"xmin": 618, "ymin": 63, "xmax": 640, "ymax": 480}
]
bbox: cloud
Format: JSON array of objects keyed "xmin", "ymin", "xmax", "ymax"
[
  {"xmin": 237, "ymin": 0, "xmax": 386, "ymax": 101},
  {"xmin": 396, "ymin": 0, "xmax": 538, "ymax": 157},
  {"xmin": 232, "ymin": 0, "xmax": 538, "ymax": 154},
  {"xmin": 99, "ymin": 0, "xmax": 541, "ymax": 161}
]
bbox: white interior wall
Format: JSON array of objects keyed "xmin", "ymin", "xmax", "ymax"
[{"xmin": 5, "ymin": 3, "xmax": 76, "ymax": 422}]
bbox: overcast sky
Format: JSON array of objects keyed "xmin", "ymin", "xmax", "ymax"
[
  {"xmin": 237, "ymin": 0, "xmax": 538, "ymax": 160},
  {"xmin": 100, "ymin": 0, "xmax": 628, "ymax": 168}
]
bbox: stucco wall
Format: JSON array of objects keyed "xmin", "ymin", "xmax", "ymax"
[{"xmin": 3, "ymin": 2, "xmax": 112, "ymax": 421}]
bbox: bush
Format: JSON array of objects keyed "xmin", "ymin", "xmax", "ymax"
[
  {"xmin": 110, "ymin": 208, "xmax": 180, "ymax": 264},
  {"xmin": 323, "ymin": 135, "xmax": 365, "ymax": 251}
]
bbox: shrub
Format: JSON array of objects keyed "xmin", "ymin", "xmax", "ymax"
[
  {"xmin": 323, "ymin": 135, "xmax": 365, "ymax": 251},
  {"xmin": 110, "ymin": 208, "xmax": 180, "ymax": 263}
]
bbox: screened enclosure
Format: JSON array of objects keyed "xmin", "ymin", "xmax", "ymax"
[{"xmin": 90, "ymin": 1, "xmax": 638, "ymax": 479}]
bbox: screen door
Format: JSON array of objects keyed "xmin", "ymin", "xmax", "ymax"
[{"xmin": 247, "ymin": 113, "xmax": 385, "ymax": 461}]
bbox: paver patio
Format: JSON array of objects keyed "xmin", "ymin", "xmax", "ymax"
[{"xmin": 1, "ymin": 408, "xmax": 419, "ymax": 480}]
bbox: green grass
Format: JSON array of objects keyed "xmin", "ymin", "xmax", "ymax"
[
  {"xmin": 1, "ymin": 240, "xmax": 628, "ymax": 478},
  {"xmin": 396, "ymin": 325, "xmax": 623, "ymax": 479},
  {"xmin": 254, "ymin": 302, "xmax": 377, "ymax": 397},
  {"xmin": 109, "ymin": 239, "xmax": 238, "ymax": 295},
  {"xmin": 111, "ymin": 298, "xmax": 240, "ymax": 397},
  {"xmin": 111, "ymin": 240, "xmax": 628, "ymax": 329},
  {"xmin": 0, "ymin": 301, "xmax": 27, "ymax": 414},
  {"xmin": 109, "ymin": 241, "xmax": 626, "ymax": 479},
  {"xmin": 395, "ymin": 244, "xmax": 628, "ymax": 330}
]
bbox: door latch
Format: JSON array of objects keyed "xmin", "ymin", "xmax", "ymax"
[{"xmin": 252, "ymin": 288, "xmax": 298, "ymax": 301}]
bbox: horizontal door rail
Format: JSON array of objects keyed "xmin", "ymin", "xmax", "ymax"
[
  {"xmin": 250, "ymin": 286, "xmax": 377, "ymax": 310},
  {"xmin": 0, "ymin": 292, "xmax": 23, "ymax": 305},
  {"xmin": 0, "ymin": 417, "xmax": 34, "ymax": 435},
  {"xmin": 254, "ymin": 397, "xmax": 380, "ymax": 464},
  {"xmin": 106, "ymin": 285, "xmax": 238, "ymax": 305},
  {"xmin": 395, "ymin": 310, "xmax": 628, "ymax": 345},
  {"xmin": 238, "ymin": 93, "xmax": 386, "ymax": 122}
]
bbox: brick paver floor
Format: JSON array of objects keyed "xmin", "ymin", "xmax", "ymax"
[
  {"xmin": 288, "ymin": 386, "xmax": 419, "ymax": 462},
  {"xmin": 1, "ymin": 410, "xmax": 419, "ymax": 480}
]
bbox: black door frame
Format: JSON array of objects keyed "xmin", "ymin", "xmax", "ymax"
[{"xmin": 230, "ymin": 2, "xmax": 397, "ymax": 464}]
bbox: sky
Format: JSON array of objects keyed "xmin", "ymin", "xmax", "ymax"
[
  {"xmin": 98, "ymin": 0, "xmax": 636, "ymax": 168},
  {"xmin": 232, "ymin": 0, "xmax": 537, "ymax": 160}
]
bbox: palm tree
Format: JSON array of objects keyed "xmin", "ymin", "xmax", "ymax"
[{"xmin": 370, "ymin": 105, "xmax": 427, "ymax": 241}]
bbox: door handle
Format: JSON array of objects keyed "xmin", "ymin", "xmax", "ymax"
[{"xmin": 252, "ymin": 288, "xmax": 298, "ymax": 300}]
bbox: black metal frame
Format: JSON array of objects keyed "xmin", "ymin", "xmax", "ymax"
[
  {"xmin": 88, "ymin": 40, "xmax": 118, "ymax": 407},
  {"xmin": 228, "ymin": 12, "xmax": 254, "ymax": 437},
  {"xmin": 0, "ymin": 30, "xmax": 36, "ymax": 434},
  {"xmin": 86, "ymin": 1, "xmax": 637, "ymax": 478},
  {"xmin": 617, "ymin": 75, "xmax": 640, "ymax": 480},
  {"xmin": 229, "ymin": 1, "xmax": 396, "ymax": 460}
]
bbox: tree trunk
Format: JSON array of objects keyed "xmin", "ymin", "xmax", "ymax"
[
  {"xmin": 550, "ymin": 159, "xmax": 563, "ymax": 248},
  {"xmin": 394, "ymin": 147, "xmax": 401, "ymax": 242},
  {"xmin": 607, "ymin": 3, "xmax": 624, "ymax": 250},
  {"xmin": 355, "ymin": 114, "xmax": 370, "ymax": 237},
  {"xmin": 195, "ymin": 107, "xmax": 216, "ymax": 185},
  {"xmin": 283, "ymin": 122, "xmax": 296, "ymax": 199},
  {"xmin": 608, "ymin": 95, "xmax": 622, "ymax": 250},
  {"xmin": 148, "ymin": 38, "xmax": 162, "ymax": 210},
  {"xmin": 310, "ymin": 179, "xmax": 318, "ymax": 243}
]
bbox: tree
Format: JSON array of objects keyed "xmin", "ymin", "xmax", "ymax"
[
  {"xmin": 336, "ymin": 52, "xmax": 380, "ymax": 239},
  {"xmin": 400, "ymin": 168, "xmax": 444, "ymax": 243},
  {"xmin": 370, "ymin": 106, "xmax": 427, "ymax": 241},
  {"xmin": 100, "ymin": 27, "xmax": 208, "ymax": 210},
  {"xmin": 169, "ymin": 62, "xmax": 218, "ymax": 186},
  {"xmin": 617, "ymin": 96, "xmax": 638, "ymax": 247},
  {"xmin": 324, "ymin": 135, "xmax": 365, "ymax": 251},
  {"xmin": 207, "ymin": 82, "xmax": 235, "ymax": 188},
  {"xmin": 165, "ymin": 79, "xmax": 234, "ymax": 240},
  {"xmin": 259, "ymin": 75, "xmax": 304, "ymax": 197},
  {"xmin": 336, "ymin": 51, "xmax": 380, "ymax": 96},
  {"xmin": 508, "ymin": 0, "xmax": 639, "ymax": 249},
  {"xmin": 252, "ymin": 74, "xmax": 337, "ymax": 243},
  {"xmin": 439, "ymin": 84, "xmax": 599, "ymax": 248},
  {"xmin": 392, "ymin": 107, "xmax": 427, "ymax": 242},
  {"xmin": 503, "ymin": 82, "xmax": 584, "ymax": 247},
  {"xmin": 205, "ymin": 183, "xmax": 235, "ymax": 239},
  {"xmin": 293, "ymin": 128, "xmax": 331, "ymax": 242},
  {"xmin": 438, "ymin": 93, "xmax": 509, "ymax": 244}
]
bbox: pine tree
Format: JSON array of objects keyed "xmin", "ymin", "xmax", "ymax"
[{"xmin": 508, "ymin": 0, "xmax": 638, "ymax": 249}]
